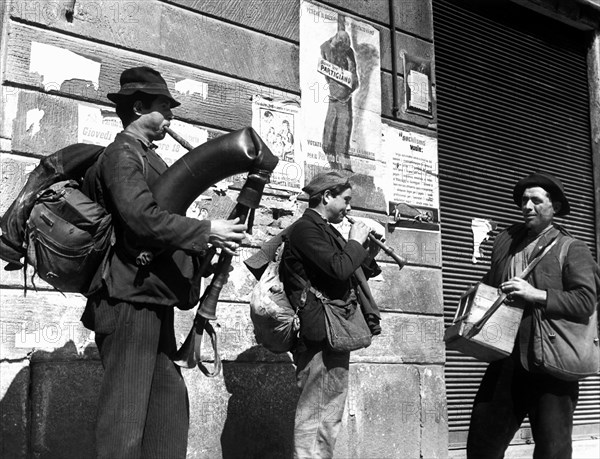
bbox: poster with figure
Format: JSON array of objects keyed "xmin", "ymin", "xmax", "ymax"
[
  {"xmin": 251, "ymin": 95, "xmax": 303, "ymax": 191},
  {"xmin": 382, "ymin": 124, "xmax": 439, "ymax": 229},
  {"xmin": 300, "ymin": 1, "xmax": 386, "ymax": 210}
]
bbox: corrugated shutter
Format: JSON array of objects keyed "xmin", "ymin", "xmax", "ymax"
[{"xmin": 432, "ymin": 0, "xmax": 600, "ymax": 445}]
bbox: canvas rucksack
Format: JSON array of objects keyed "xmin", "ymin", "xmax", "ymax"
[
  {"xmin": 249, "ymin": 244, "xmax": 300, "ymax": 353},
  {"xmin": 0, "ymin": 143, "xmax": 144, "ymax": 296},
  {"xmin": 25, "ymin": 179, "xmax": 114, "ymax": 295}
]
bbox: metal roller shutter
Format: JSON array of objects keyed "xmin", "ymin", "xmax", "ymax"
[{"xmin": 432, "ymin": 0, "xmax": 600, "ymax": 446}]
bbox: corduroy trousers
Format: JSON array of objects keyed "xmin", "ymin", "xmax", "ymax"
[{"xmin": 93, "ymin": 299, "xmax": 189, "ymax": 459}]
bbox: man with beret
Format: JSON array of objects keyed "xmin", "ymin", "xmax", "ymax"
[
  {"xmin": 81, "ymin": 66, "xmax": 246, "ymax": 458},
  {"xmin": 467, "ymin": 171, "xmax": 598, "ymax": 459},
  {"xmin": 280, "ymin": 171, "xmax": 382, "ymax": 458}
]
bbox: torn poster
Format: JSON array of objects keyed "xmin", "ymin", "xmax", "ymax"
[
  {"xmin": 471, "ymin": 218, "xmax": 496, "ymax": 263},
  {"xmin": 251, "ymin": 95, "xmax": 303, "ymax": 191}
]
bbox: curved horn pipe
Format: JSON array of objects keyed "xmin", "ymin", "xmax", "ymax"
[
  {"xmin": 153, "ymin": 127, "xmax": 278, "ymax": 215},
  {"xmin": 157, "ymin": 127, "xmax": 278, "ymax": 374}
]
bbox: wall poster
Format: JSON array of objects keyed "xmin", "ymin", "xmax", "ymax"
[
  {"xmin": 299, "ymin": 0, "xmax": 386, "ymax": 210},
  {"xmin": 251, "ymin": 95, "xmax": 303, "ymax": 191},
  {"xmin": 382, "ymin": 123, "xmax": 439, "ymax": 230}
]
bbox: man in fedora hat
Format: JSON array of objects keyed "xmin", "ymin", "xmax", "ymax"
[
  {"xmin": 81, "ymin": 66, "xmax": 247, "ymax": 458},
  {"xmin": 467, "ymin": 172, "xmax": 598, "ymax": 459},
  {"xmin": 280, "ymin": 171, "xmax": 382, "ymax": 458}
]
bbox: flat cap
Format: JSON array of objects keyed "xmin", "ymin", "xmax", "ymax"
[
  {"xmin": 513, "ymin": 171, "xmax": 570, "ymax": 216},
  {"xmin": 302, "ymin": 171, "xmax": 350, "ymax": 196}
]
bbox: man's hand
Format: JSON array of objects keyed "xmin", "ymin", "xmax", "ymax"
[
  {"xmin": 501, "ymin": 277, "xmax": 547, "ymax": 304},
  {"xmin": 348, "ymin": 220, "xmax": 370, "ymax": 245},
  {"xmin": 365, "ymin": 232, "xmax": 383, "ymax": 259},
  {"xmin": 209, "ymin": 217, "xmax": 247, "ymax": 256}
]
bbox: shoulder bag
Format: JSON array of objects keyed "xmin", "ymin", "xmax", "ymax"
[
  {"xmin": 532, "ymin": 238, "xmax": 600, "ymax": 381},
  {"xmin": 292, "ymin": 271, "xmax": 372, "ymax": 352}
]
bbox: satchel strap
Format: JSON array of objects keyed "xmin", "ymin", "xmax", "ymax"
[
  {"xmin": 518, "ymin": 237, "xmax": 559, "ymax": 280},
  {"xmin": 558, "ymin": 237, "xmax": 574, "ymax": 270},
  {"xmin": 288, "ymin": 269, "xmax": 317, "ymax": 309}
]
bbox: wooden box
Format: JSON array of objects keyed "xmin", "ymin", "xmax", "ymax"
[{"xmin": 444, "ymin": 282, "xmax": 523, "ymax": 361}]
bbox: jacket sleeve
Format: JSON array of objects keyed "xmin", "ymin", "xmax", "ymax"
[
  {"xmin": 545, "ymin": 240, "xmax": 597, "ymax": 320},
  {"xmin": 100, "ymin": 145, "xmax": 211, "ymax": 253},
  {"xmin": 289, "ymin": 219, "xmax": 368, "ymax": 281},
  {"xmin": 361, "ymin": 254, "xmax": 381, "ymax": 279}
]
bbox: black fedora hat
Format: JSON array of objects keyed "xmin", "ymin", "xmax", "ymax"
[
  {"xmin": 107, "ymin": 66, "xmax": 180, "ymax": 107},
  {"xmin": 512, "ymin": 171, "xmax": 570, "ymax": 216}
]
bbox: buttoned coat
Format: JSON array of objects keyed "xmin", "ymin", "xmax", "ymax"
[
  {"xmin": 83, "ymin": 131, "xmax": 210, "ymax": 307},
  {"xmin": 281, "ymin": 208, "xmax": 380, "ymax": 343},
  {"xmin": 483, "ymin": 223, "xmax": 597, "ymax": 368}
]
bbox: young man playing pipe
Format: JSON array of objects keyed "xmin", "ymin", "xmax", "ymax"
[
  {"xmin": 280, "ymin": 171, "xmax": 382, "ymax": 458},
  {"xmin": 81, "ymin": 66, "xmax": 246, "ymax": 459}
]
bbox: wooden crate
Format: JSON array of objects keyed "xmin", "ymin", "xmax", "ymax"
[{"xmin": 444, "ymin": 282, "xmax": 523, "ymax": 361}]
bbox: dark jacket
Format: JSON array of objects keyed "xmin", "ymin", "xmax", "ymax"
[
  {"xmin": 281, "ymin": 208, "xmax": 380, "ymax": 343},
  {"xmin": 83, "ymin": 131, "xmax": 210, "ymax": 308},
  {"xmin": 483, "ymin": 223, "xmax": 597, "ymax": 368}
]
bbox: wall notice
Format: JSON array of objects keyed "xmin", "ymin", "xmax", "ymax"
[
  {"xmin": 382, "ymin": 124, "xmax": 439, "ymax": 223},
  {"xmin": 252, "ymin": 95, "xmax": 303, "ymax": 191}
]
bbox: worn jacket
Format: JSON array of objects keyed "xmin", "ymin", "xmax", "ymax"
[
  {"xmin": 483, "ymin": 223, "xmax": 597, "ymax": 369},
  {"xmin": 83, "ymin": 131, "xmax": 210, "ymax": 308},
  {"xmin": 281, "ymin": 208, "xmax": 380, "ymax": 343}
]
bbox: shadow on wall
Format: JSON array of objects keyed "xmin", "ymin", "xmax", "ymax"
[
  {"xmin": 1, "ymin": 342, "xmax": 299, "ymax": 459},
  {"xmin": 221, "ymin": 346, "xmax": 299, "ymax": 459},
  {"xmin": 0, "ymin": 341, "xmax": 101, "ymax": 459}
]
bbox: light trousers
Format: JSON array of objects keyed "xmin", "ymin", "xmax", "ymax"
[{"xmin": 293, "ymin": 346, "xmax": 350, "ymax": 459}]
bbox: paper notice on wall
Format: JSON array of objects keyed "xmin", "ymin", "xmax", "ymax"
[
  {"xmin": 252, "ymin": 95, "xmax": 303, "ymax": 191},
  {"xmin": 77, "ymin": 104, "xmax": 121, "ymax": 145},
  {"xmin": 77, "ymin": 104, "xmax": 208, "ymax": 166},
  {"xmin": 471, "ymin": 218, "xmax": 495, "ymax": 263},
  {"xmin": 407, "ymin": 70, "xmax": 430, "ymax": 112},
  {"xmin": 30, "ymin": 42, "xmax": 101, "ymax": 91},
  {"xmin": 382, "ymin": 124, "xmax": 439, "ymax": 222}
]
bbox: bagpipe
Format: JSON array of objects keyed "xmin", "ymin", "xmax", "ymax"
[{"xmin": 152, "ymin": 127, "xmax": 278, "ymax": 376}]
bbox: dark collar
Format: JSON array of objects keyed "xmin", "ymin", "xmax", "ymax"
[
  {"xmin": 303, "ymin": 208, "xmax": 329, "ymax": 227},
  {"xmin": 302, "ymin": 208, "xmax": 346, "ymax": 247}
]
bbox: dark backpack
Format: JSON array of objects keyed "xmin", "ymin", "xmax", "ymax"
[
  {"xmin": 25, "ymin": 179, "xmax": 113, "ymax": 295},
  {"xmin": 0, "ymin": 143, "xmax": 117, "ymax": 295}
]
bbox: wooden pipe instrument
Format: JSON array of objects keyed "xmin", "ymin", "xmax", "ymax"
[
  {"xmin": 152, "ymin": 127, "xmax": 278, "ymax": 375},
  {"xmin": 345, "ymin": 216, "xmax": 406, "ymax": 270}
]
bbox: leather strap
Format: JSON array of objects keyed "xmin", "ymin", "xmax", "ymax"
[{"xmin": 195, "ymin": 318, "xmax": 222, "ymax": 378}]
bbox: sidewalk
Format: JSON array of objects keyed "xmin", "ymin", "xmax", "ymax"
[{"xmin": 449, "ymin": 438, "xmax": 600, "ymax": 459}]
